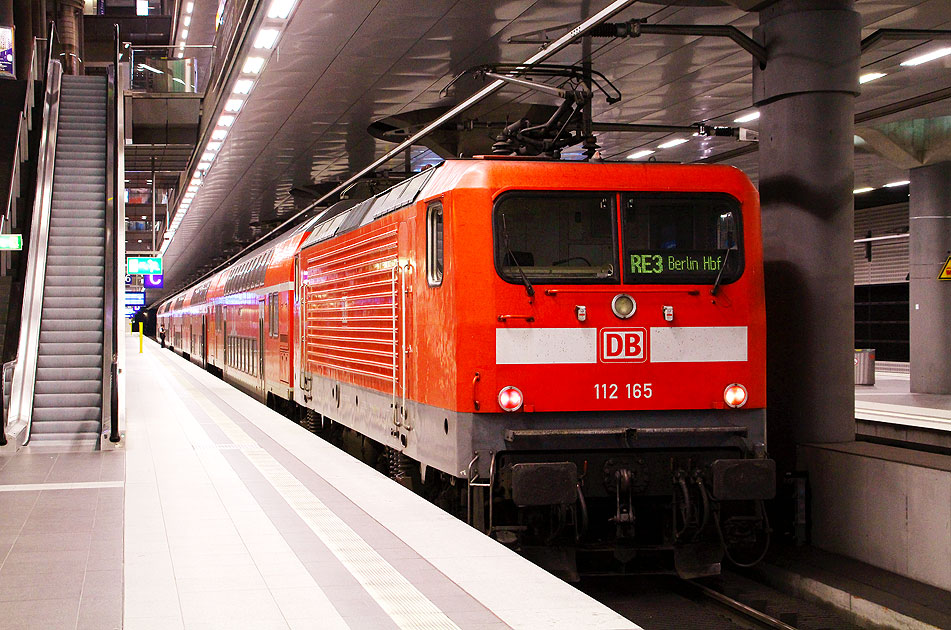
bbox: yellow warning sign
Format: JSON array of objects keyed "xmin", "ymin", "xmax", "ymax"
[{"xmin": 940, "ymin": 256, "xmax": 951, "ymax": 281}]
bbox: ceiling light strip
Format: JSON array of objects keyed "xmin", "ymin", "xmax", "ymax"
[
  {"xmin": 167, "ymin": 0, "xmax": 639, "ymax": 263},
  {"xmin": 164, "ymin": 0, "xmax": 301, "ymax": 252}
]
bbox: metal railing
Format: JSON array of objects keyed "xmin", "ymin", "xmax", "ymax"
[
  {"xmin": 126, "ymin": 44, "xmax": 212, "ymax": 94},
  {"xmin": 104, "ymin": 24, "xmax": 121, "ymax": 444},
  {"xmin": 1, "ymin": 36, "xmax": 47, "ymax": 276},
  {"xmin": 5, "ymin": 50, "xmax": 63, "ymax": 445}
]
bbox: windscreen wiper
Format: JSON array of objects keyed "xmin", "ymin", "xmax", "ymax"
[
  {"xmin": 500, "ymin": 214, "xmax": 535, "ymax": 298},
  {"xmin": 711, "ymin": 247, "xmax": 731, "ymax": 296}
]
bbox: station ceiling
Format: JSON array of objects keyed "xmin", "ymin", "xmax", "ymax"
[{"xmin": 153, "ymin": 0, "xmax": 951, "ymax": 302}]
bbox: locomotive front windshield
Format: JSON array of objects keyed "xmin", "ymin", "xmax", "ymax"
[
  {"xmin": 622, "ymin": 193, "xmax": 742, "ymax": 284},
  {"xmin": 494, "ymin": 191, "xmax": 743, "ymax": 285},
  {"xmin": 495, "ymin": 193, "xmax": 619, "ymax": 283}
]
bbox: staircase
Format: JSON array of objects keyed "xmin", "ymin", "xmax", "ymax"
[{"xmin": 30, "ymin": 75, "xmax": 106, "ymax": 447}]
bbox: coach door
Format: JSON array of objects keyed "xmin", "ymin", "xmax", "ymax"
[
  {"xmin": 201, "ymin": 314, "xmax": 208, "ymax": 363},
  {"xmin": 258, "ymin": 298, "xmax": 266, "ymax": 391}
]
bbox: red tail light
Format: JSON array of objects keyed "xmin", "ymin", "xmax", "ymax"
[
  {"xmin": 724, "ymin": 383, "xmax": 748, "ymax": 408},
  {"xmin": 498, "ymin": 386, "xmax": 523, "ymax": 412}
]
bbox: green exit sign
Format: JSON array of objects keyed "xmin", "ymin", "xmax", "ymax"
[
  {"xmin": 0, "ymin": 234, "xmax": 23, "ymax": 250},
  {"xmin": 127, "ymin": 256, "xmax": 162, "ymax": 275}
]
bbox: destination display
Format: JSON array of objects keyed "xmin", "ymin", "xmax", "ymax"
[
  {"xmin": 126, "ymin": 291, "xmax": 146, "ymax": 306},
  {"xmin": 628, "ymin": 250, "xmax": 729, "ymax": 276}
]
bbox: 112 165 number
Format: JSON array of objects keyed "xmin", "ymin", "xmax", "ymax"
[{"xmin": 594, "ymin": 383, "xmax": 653, "ymax": 400}]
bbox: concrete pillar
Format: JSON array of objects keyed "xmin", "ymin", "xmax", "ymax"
[
  {"xmin": 753, "ymin": 0, "xmax": 861, "ymax": 471},
  {"xmin": 55, "ymin": 0, "xmax": 84, "ymax": 75},
  {"xmin": 909, "ymin": 161, "xmax": 951, "ymax": 394}
]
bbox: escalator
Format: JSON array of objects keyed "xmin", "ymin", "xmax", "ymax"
[
  {"xmin": 30, "ymin": 75, "xmax": 108, "ymax": 447},
  {"xmin": 3, "ymin": 35, "xmax": 122, "ymax": 451}
]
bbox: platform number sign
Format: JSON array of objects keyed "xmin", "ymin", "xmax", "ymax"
[
  {"xmin": 939, "ymin": 255, "xmax": 951, "ymax": 281},
  {"xmin": 127, "ymin": 256, "xmax": 162, "ymax": 275}
]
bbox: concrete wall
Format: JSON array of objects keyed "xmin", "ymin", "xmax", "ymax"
[{"xmin": 799, "ymin": 442, "xmax": 951, "ymax": 591}]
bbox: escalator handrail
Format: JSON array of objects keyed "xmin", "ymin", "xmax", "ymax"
[
  {"xmin": 1, "ymin": 36, "xmax": 46, "ymax": 239},
  {"xmin": 105, "ymin": 24, "xmax": 121, "ymax": 443},
  {"xmin": 7, "ymin": 57, "xmax": 63, "ymax": 445}
]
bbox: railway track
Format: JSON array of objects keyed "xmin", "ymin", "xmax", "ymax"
[
  {"xmin": 580, "ymin": 570, "xmax": 857, "ymax": 630},
  {"xmin": 687, "ymin": 580, "xmax": 797, "ymax": 630}
]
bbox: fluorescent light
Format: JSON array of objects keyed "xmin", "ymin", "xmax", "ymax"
[
  {"xmin": 243, "ymin": 57, "xmax": 265, "ymax": 74},
  {"xmin": 182, "ymin": 29, "xmax": 189, "ymax": 39},
  {"xmin": 657, "ymin": 138, "xmax": 689, "ymax": 149},
  {"xmin": 267, "ymin": 0, "xmax": 296, "ymax": 19},
  {"xmin": 207, "ymin": 142, "xmax": 222, "ymax": 151},
  {"xmin": 884, "ymin": 180, "xmax": 910, "ymax": 187},
  {"xmin": 186, "ymin": 2, "xmax": 194, "ymax": 12},
  {"xmin": 233, "ymin": 79, "xmax": 254, "ymax": 94},
  {"xmin": 198, "ymin": 161, "xmax": 212, "ymax": 170},
  {"xmin": 179, "ymin": 42, "xmax": 185, "ymax": 50},
  {"xmin": 187, "ymin": 185, "xmax": 198, "ymax": 192},
  {"xmin": 201, "ymin": 151, "xmax": 216, "ymax": 161},
  {"xmin": 859, "ymin": 72, "xmax": 886, "ymax": 84},
  {"xmin": 172, "ymin": 77, "xmax": 186, "ymax": 85},
  {"xmin": 217, "ymin": 114, "xmax": 235, "ymax": 127},
  {"xmin": 733, "ymin": 111, "xmax": 760, "ymax": 123},
  {"xmin": 853, "ymin": 187, "xmax": 874, "ymax": 194},
  {"xmin": 138, "ymin": 63, "xmax": 164, "ymax": 75},
  {"xmin": 224, "ymin": 99, "xmax": 243, "ymax": 113},
  {"xmin": 211, "ymin": 128, "xmax": 228, "ymax": 140},
  {"xmin": 176, "ymin": 52, "xmax": 184, "ymax": 59},
  {"xmin": 627, "ymin": 149, "xmax": 655, "ymax": 160},
  {"xmin": 136, "ymin": 0, "xmax": 150, "ymax": 16},
  {"xmin": 183, "ymin": 15, "xmax": 191, "ymax": 26},
  {"xmin": 900, "ymin": 47, "xmax": 951, "ymax": 66},
  {"xmin": 254, "ymin": 29, "xmax": 280, "ymax": 49}
]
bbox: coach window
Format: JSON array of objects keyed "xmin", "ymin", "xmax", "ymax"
[
  {"xmin": 426, "ymin": 202, "xmax": 443, "ymax": 286},
  {"xmin": 268, "ymin": 293, "xmax": 279, "ymax": 337}
]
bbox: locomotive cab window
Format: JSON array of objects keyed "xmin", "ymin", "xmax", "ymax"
[
  {"xmin": 426, "ymin": 202, "xmax": 443, "ymax": 286},
  {"xmin": 494, "ymin": 193, "xmax": 618, "ymax": 284},
  {"xmin": 622, "ymin": 193, "xmax": 743, "ymax": 285}
]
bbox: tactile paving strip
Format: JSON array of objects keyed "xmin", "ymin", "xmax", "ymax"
[{"xmin": 185, "ymin": 381, "xmax": 463, "ymax": 630}]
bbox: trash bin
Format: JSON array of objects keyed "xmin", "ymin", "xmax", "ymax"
[{"xmin": 854, "ymin": 349, "xmax": 875, "ymax": 385}]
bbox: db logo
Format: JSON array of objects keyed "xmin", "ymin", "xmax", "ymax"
[{"xmin": 600, "ymin": 328, "xmax": 647, "ymax": 362}]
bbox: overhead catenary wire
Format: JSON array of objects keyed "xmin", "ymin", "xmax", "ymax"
[{"xmin": 174, "ymin": 0, "xmax": 642, "ymax": 293}]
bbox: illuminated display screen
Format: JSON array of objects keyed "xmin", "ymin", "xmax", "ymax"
[
  {"xmin": 126, "ymin": 291, "xmax": 146, "ymax": 306},
  {"xmin": 628, "ymin": 250, "xmax": 726, "ymax": 275}
]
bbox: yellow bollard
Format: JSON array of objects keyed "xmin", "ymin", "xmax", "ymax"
[{"xmin": 139, "ymin": 322, "xmax": 143, "ymax": 354}]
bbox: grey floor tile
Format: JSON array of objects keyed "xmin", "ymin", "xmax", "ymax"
[
  {"xmin": 12, "ymin": 531, "xmax": 93, "ymax": 553},
  {"xmin": 99, "ymin": 453, "xmax": 126, "ymax": 482},
  {"xmin": 3, "ymin": 596, "xmax": 79, "ymax": 628},
  {"xmin": 24, "ymin": 513, "xmax": 97, "ymax": 535},
  {"xmin": 77, "ymin": 596, "xmax": 122, "ymax": 630},
  {"xmin": 1, "ymin": 549, "xmax": 89, "ymax": 576},
  {"xmin": 82, "ymin": 569, "xmax": 123, "ymax": 601},
  {"xmin": 0, "ymin": 568, "xmax": 85, "ymax": 601}
]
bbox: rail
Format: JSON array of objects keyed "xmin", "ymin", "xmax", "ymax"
[
  {"xmin": 103, "ymin": 25, "xmax": 121, "ymax": 443},
  {"xmin": 2, "ymin": 35, "xmax": 47, "ymax": 276},
  {"xmin": 6, "ymin": 46, "xmax": 63, "ymax": 445}
]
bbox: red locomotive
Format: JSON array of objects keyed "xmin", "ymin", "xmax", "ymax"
[{"xmin": 158, "ymin": 158, "xmax": 774, "ymax": 578}]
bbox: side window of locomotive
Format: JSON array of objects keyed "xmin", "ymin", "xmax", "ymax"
[
  {"xmin": 426, "ymin": 202, "xmax": 444, "ymax": 287},
  {"xmin": 494, "ymin": 193, "xmax": 618, "ymax": 284},
  {"xmin": 622, "ymin": 194, "xmax": 743, "ymax": 284}
]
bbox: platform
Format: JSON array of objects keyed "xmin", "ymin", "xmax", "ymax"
[
  {"xmin": 856, "ymin": 371, "xmax": 951, "ymax": 433},
  {"xmin": 2, "ymin": 333, "xmax": 641, "ymax": 629}
]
